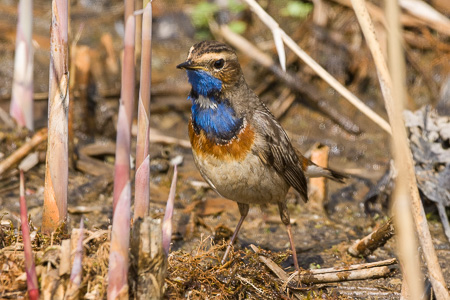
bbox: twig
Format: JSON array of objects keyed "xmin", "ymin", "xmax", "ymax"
[
  {"xmin": 149, "ymin": 128, "xmax": 191, "ymax": 148},
  {"xmin": 249, "ymin": 244, "xmax": 289, "ymax": 281},
  {"xmin": 327, "ymin": 0, "xmax": 448, "ymax": 36},
  {"xmin": 298, "ymin": 266, "xmax": 391, "ymax": 284},
  {"xmin": 436, "ymin": 202, "xmax": 450, "ymax": 244},
  {"xmin": 284, "ymin": 258, "xmax": 395, "ymax": 287},
  {"xmin": 351, "ymin": 0, "xmax": 448, "ymax": 299},
  {"xmin": 237, "ymin": 275, "xmax": 264, "ymax": 295},
  {"xmin": 251, "ymin": 244, "xmax": 396, "ymax": 287},
  {"xmin": 399, "ymin": 0, "xmax": 450, "ymax": 36},
  {"xmin": 242, "ymin": 0, "xmax": 392, "ymax": 134},
  {"xmin": 299, "ymin": 258, "xmax": 397, "ymax": 275},
  {"xmin": 0, "ymin": 128, "xmax": 47, "ymax": 176},
  {"xmin": 250, "ymin": 245, "xmax": 396, "ymax": 290},
  {"xmin": 348, "ymin": 218, "xmax": 395, "ymax": 257}
]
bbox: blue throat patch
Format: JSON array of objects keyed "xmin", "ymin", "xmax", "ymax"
[
  {"xmin": 191, "ymin": 100, "xmax": 243, "ymax": 142},
  {"xmin": 186, "ymin": 70, "xmax": 242, "ymax": 142},
  {"xmin": 186, "ymin": 70, "xmax": 222, "ymax": 97}
]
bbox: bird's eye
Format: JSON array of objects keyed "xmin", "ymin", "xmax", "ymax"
[{"xmin": 213, "ymin": 59, "xmax": 225, "ymax": 69}]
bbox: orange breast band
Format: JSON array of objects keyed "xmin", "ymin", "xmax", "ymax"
[{"xmin": 189, "ymin": 120, "xmax": 255, "ymax": 161}]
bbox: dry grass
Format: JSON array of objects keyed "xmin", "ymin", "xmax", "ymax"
[{"xmin": 1, "ymin": 220, "xmax": 338, "ymax": 299}]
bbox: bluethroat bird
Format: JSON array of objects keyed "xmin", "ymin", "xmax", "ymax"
[{"xmin": 177, "ymin": 41, "xmax": 346, "ymax": 271}]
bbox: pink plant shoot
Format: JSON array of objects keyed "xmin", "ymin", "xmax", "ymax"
[
  {"xmin": 10, "ymin": 0, "xmax": 34, "ymax": 130},
  {"xmin": 19, "ymin": 170, "xmax": 39, "ymax": 300},
  {"xmin": 134, "ymin": 1, "xmax": 152, "ymax": 219},
  {"xmin": 42, "ymin": 0, "xmax": 69, "ymax": 233},
  {"xmin": 113, "ymin": 9, "xmax": 136, "ymax": 215},
  {"xmin": 162, "ymin": 164, "xmax": 178, "ymax": 256},
  {"xmin": 107, "ymin": 181, "xmax": 131, "ymax": 299}
]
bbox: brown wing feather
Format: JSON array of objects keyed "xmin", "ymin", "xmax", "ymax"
[{"xmin": 252, "ymin": 106, "xmax": 308, "ymax": 203}]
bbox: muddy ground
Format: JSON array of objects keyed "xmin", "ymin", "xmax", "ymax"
[{"xmin": 0, "ymin": 0, "xmax": 449, "ymax": 299}]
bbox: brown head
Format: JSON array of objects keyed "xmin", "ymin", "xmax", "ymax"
[{"xmin": 177, "ymin": 40, "xmax": 243, "ymax": 89}]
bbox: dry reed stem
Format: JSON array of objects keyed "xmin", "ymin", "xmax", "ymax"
[
  {"xmin": 329, "ymin": 0, "xmax": 449, "ymax": 36},
  {"xmin": 214, "ymin": 24, "xmax": 361, "ymax": 134},
  {"xmin": 242, "ymin": 0, "xmax": 392, "ymax": 134},
  {"xmin": 113, "ymin": 9, "xmax": 136, "ymax": 214},
  {"xmin": 399, "ymin": 0, "xmax": 450, "ymax": 35},
  {"xmin": 107, "ymin": 181, "xmax": 131, "ymax": 300},
  {"xmin": 283, "ymin": 256, "xmax": 396, "ymax": 288},
  {"xmin": 10, "ymin": 0, "xmax": 34, "ymax": 130},
  {"xmin": 42, "ymin": 0, "xmax": 70, "ymax": 233},
  {"xmin": 134, "ymin": 1, "xmax": 152, "ymax": 219},
  {"xmin": 0, "ymin": 128, "xmax": 47, "ymax": 176},
  {"xmin": 19, "ymin": 170, "xmax": 39, "ymax": 300},
  {"xmin": 351, "ymin": 0, "xmax": 448, "ymax": 299},
  {"xmin": 298, "ymin": 266, "xmax": 391, "ymax": 284}
]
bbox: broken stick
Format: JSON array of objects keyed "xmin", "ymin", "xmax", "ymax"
[
  {"xmin": 0, "ymin": 128, "xmax": 48, "ymax": 176},
  {"xmin": 348, "ymin": 218, "xmax": 395, "ymax": 257},
  {"xmin": 250, "ymin": 244, "xmax": 396, "ymax": 287}
]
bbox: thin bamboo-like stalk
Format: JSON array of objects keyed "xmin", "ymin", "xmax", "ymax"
[
  {"xmin": 113, "ymin": 2, "xmax": 136, "ymax": 214},
  {"xmin": 351, "ymin": 0, "xmax": 448, "ymax": 299},
  {"xmin": 134, "ymin": 1, "xmax": 152, "ymax": 219},
  {"xmin": 10, "ymin": 0, "xmax": 34, "ymax": 130},
  {"xmin": 162, "ymin": 164, "xmax": 178, "ymax": 256},
  {"xmin": 242, "ymin": 0, "xmax": 392, "ymax": 134},
  {"xmin": 107, "ymin": 181, "xmax": 131, "ymax": 300},
  {"xmin": 19, "ymin": 170, "xmax": 39, "ymax": 300},
  {"xmin": 42, "ymin": 0, "xmax": 69, "ymax": 234}
]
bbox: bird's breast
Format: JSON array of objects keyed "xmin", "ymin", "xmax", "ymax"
[
  {"xmin": 188, "ymin": 119, "xmax": 255, "ymax": 161},
  {"xmin": 189, "ymin": 119, "xmax": 289, "ymax": 204}
]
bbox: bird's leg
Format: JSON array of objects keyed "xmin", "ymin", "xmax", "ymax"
[
  {"xmin": 221, "ymin": 202, "xmax": 249, "ymax": 265},
  {"xmin": 278, "ymin": 201, "xmax": 300, "ymax": 272}
]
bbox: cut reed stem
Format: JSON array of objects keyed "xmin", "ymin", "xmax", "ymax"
[{"xmin": 42, "ymin": 0, "xmax": 69, "ymax": 234}]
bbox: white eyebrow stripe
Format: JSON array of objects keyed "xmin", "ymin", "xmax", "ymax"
[{"xmin": 187, "ymin": 45, "xmax": 195, "ymax": 60}]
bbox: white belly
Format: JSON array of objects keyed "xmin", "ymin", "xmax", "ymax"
[{"xmin": 192, "ymin": 150, "xmax": 290, "ymax": 205}]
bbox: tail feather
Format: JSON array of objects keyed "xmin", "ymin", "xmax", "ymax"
[
  {"xmin": 325, "ymin": 167, "xmax": 348, "ymax": 183},
  {"xmin": 305, "ymin": 164, "xmax": 348, "ymax": 183},
  {"xmin": 295, "ymin": 148, "xmax": 348, "ymax": 183}
]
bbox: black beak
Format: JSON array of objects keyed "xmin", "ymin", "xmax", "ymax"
[
  {"xmin": 176, "ymin": 60, "xmax": 201, "ymax": 70},
  {"xmin": 176, "ymin": 61, "xmax": 191, "ymax": 69}
]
